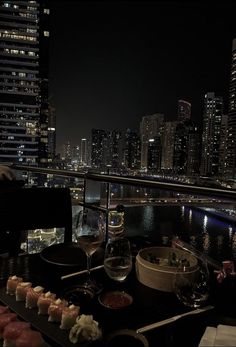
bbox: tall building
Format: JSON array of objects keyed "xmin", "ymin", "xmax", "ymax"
[
  {"xmin": 48, "ymin": 104, "xmax": 56, "ymax": 161},
  {"xmin": 186, "ymin": 126, "xmax": 200, "ymax": 175},
  {"xmin": 91, "ymin": 129, "xmax": 107, "ymax": 169},
  {"xmin": 62, "ymin": 141, "xmax": 71, "ymax": 162},
  {"xmin": 140, "ymin": 113, "xmax": 164, "ymax": 170},
  {"xmin": 0, "ymin": 1, "xmax": 50, "ymax": 165},
  {"xmin": 107, "ymin": 130, "xmax": 122, "ymax": 169},
  {"xmin": 147, "ymin": 136, "xmax": 162, "ymax": 173},
  {"xmin": 226, "ymin": 38, "xmax": 236, "ymax": 178},
  {"xmin": 80, "ymin": 138, "xmax": 87, "ymax": 166},
  {"xmin": 219, "ymin": 114, "xmax": 228, "ymax": 175},
  {"xmin": 173, "ymin": 119, "xmax": 200, "ymax": 174},
  {"xmin": 178, "ymin": 100, "xmax": 191, "ymax": 122},
  {"xmin": 124, "ymin": 129, "xmax": 141, "ymax": 170},
  {"xmin": 201, "ymin": 92, "xmax": 223, "ymax": 176},
  {"xmin": 161, "ymin": 121, "xmax": 177, "ymax": 171}
]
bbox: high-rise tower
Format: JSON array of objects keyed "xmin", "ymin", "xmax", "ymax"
[
  {"xmin": 140, "ymin": 113, "xmax": 164, "ymax": 170},
  {"xmin": 201, "ymin": 92, "xmax": 223, "ymax": 176},
  {"xmin": 80, "ymin": 138, "xmax": 87, "ymax": 166},
  {"xmin": 124, "ymin": 129, "xmax": 141, "ymax": 170},
  {"xmin": 0, "ymin": 1, "xmax": 50, "ymax": 165},
  {"xmin": 226, "ymin": 38, "xmax": 236, "ymax": 178},
  {"xmin": 177, "ymin": 100, "xmax": 191, "ymax": 122}
]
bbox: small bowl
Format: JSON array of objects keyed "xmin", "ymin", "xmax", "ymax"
[
  {"xmin": 98, "ymin": 291, "xmax": 133, "ymax": 310},
  {"xmin": 106, "ymin": 329, "xmax": 149, "ymax": 347}
]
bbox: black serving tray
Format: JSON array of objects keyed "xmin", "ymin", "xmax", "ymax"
[{"xmin": 0, "ymin": 287, "xmax": 102, "ymax": 347}]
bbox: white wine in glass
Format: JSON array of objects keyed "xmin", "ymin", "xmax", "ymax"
[
  {"xmin": 104, "ymin": 237, "xmax": 132, "ymax": 282},
  {"xmin": 74, "ymin": 209, "xmax": 105, "ymax": 292}
]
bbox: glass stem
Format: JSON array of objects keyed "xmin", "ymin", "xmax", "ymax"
[{"xmin": 86, "ymin": 254, "xmax": 92, "ymax": 280}]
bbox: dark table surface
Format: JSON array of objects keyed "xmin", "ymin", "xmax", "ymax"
[{"xmin": 0, "ymin": 238, "xmax": 236, "ymax": 347}]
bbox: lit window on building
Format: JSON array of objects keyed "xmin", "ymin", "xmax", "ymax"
[
  {"xmin": 43, "ymin": 31, "xmax": 50, "ymax": 37},
  {"xmin": 44, "ymin": 8, "xmax": 50, "ymax": 14}
]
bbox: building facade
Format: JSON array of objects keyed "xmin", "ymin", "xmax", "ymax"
[
  {"xmin": 177, "ymin": 99, "xmax": 191, "ymax": 122},
  {"xmin": 124, "ymin": 129, "xmax": 141, "ymax": 170},
  {"xmin": 0, "ymin": 0, "xmax": 50, "ymax": 165},
  {"xmin": 91, "ymin": 129, "xmax": 107, "ymax": 169},
  {"xmin": 80, "ymin": 138, "xmax": 87, "ymax": 166},
  {"xmin": 201, "ymin": 92, "xmax": 223, "ymax": 176},
  {"xmin": 161, "ymin": 121, "xmax": 177, "ymax": 171},
  {"xmin": 147, "ymin": 136, "xmax": 162, "ymax": 173},
  {"xmin": 226, "ymin": 38, "xmax": 236, "ymax": 178},
  {"xmin": 140, "ymin": 113, "xmax": 164, "ymax": 170}
]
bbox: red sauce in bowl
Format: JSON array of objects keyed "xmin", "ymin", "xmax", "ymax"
[{"xmin": 99, "ymin": 291, "xmax": 133, "ymax": 309}]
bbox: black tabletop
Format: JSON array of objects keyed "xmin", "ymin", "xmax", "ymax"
[{"xmin": 0, "ymin": 241, "xmax": 236, "ymax": 347}]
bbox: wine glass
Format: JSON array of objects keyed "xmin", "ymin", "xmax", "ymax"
[
  {"xmin": 104, "ymin": 237, "xmax": 132, "ymax": 283},
  {"xmin": 74, "ymin": 208, "xmax": 105, "ymax": 293},
  {"xmin": 173, "ymin": 256, "xmax": 209, "ymax": 308}
]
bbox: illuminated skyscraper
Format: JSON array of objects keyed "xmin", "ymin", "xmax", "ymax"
[
  {"xmin": 201, "ymin": 92, "xmax": 223, "ymax": 176},
  {"xmin": 226, "ymin": 38, "xmax": 236, "ymax": 178},
  {"xmin": 178, "ymin": 100, "xmax": 191, "ymax": 122},
  {"xmin": 48, "ymin": 104, "xmax": 56, "ymax": 161},
  {"xmin": 80, "ymin": 138, "xmax": 87, "ymax": 166},
  {"xmin": 0, "ymin": 1, "xmax": 50, "ymax": 165},
  {"xmin": 219, "ymin": 114, "xmax": 228, "ymax": 175},
  {"xmin": 140, "ymin": 113, "xmax": 164, "ymax": 170},
  {"xmin": 124, "ymin": 129, "xmax": 141, "ymax": 170},
  {"xmin": 147, "ymin": 136, "xmax": 162, "ymax": 173},
  {"xmin": 173, "ymin": 119, "xmax": 199, "ymax": 174},
  {"xmin": 161, "ymin": 121, "xmax": 177, "ymax": 171},
  {"xmin": 91, "ymin": 129, "xmax": 107, "ymax": 169}
]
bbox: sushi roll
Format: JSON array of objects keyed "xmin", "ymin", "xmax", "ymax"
[
  {"xmin": 15, "ymin": 329, "xmax": 44, "ymax": 347},
  {"xmin": 15, "ymin": 282, "xmax": 32, "ymax": 302},
  {"xmin": 60, "ymin": 304, "xmax": 80, "ymax": 330},
  {"xmin": 3, "ymin": 321, "xmax": 31, "ymax": 347},
  {"xmin": 48, "ymin": 298, "xmax": 68, "ymax": 323},
  {"xmin": 6, "ymin": 276, "xmax": 23, "ymax": 296},
  {"xmin": 25, "ymin": 286, "xmax": 44, "ymax": 309},
  {"xmin": 37, "ymin": 291, "xmax": 56, "ymax": 315},
  {"xmin": 0, "ymin": 313, "xmax": 17, "ymax": 338},
  {"xmin": 0, "ymin": 306, "xmax": 9, "ymax": 315}
]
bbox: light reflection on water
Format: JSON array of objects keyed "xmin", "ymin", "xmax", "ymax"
[{"xmin": 124, "ymin": 205, "xmax": 236, "ymax": 262}]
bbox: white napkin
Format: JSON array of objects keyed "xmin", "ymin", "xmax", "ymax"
[
  {"xmin": 199, "ymin": 327, "xmax": 216, "ymax": 346},
  {"xmin": 199, "ymin": 325, "xmax": 236, "ymax": 346}
]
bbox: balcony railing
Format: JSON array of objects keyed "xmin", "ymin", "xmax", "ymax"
[{"xmin": 6, "ymin": 164, "xmax": 236, "ymax": 261}]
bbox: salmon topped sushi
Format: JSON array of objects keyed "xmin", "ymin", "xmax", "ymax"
[
  {"xmin": 16, "ymin": 282, "xmax": 32, "ymax": 302},
  {"xmin": 0, "ymin": 306, "xmax": 9, "ymax": 315},
  {"xmin": 25, "ymin": 286, "xmax": 44, "ymax": 309},
  {"xmin": 0, "ymin": 313, "xmax": 17, "ymax": 338},
  {"xmin": 6, "ymin": 276, "xmax": 23, "ymax": 296},
  {"xmin": 60, "ymin": 304, "xmax": 80, "ymax": 330},
  {"xmin": 37, "ymin": 291, "xmax": 56, "ymax": 315},
  {"xmin": 48, "ymin": 298, "xmax": 68, "ymax": 323},
  {"xmin": 3, "ymin": 321, "xmax": 31, "ymax": 347},
  {"xmin": 15, "ymin": 329, "xmax": 44, "ymax": 347}
]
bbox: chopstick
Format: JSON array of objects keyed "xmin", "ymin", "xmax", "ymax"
[
  {"xmin": 61, "ymin": 264, "xmax": 104, "ymax": 280},
  {"xmin": 136, "ymin": 305, "xmax": 214, "ymax": 334}
]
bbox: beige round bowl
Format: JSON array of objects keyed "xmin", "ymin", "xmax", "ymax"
[{"xmin": 136, "ymin": 246, "xmax": 198, "ymax": 292}]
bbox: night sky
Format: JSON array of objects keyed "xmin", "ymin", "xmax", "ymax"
[{"xmin": 49, "ymin": 1, "xmax": 236, "ymax": 151}]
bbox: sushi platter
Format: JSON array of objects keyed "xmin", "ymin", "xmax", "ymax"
[{"xmin": 0, "ymin": 287, "xmax": 98, "ymax": 347}]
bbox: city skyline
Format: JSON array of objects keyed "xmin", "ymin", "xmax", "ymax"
[{"xmin": 50, "ymin": 1, "xmax": 236, "ymax": 150}]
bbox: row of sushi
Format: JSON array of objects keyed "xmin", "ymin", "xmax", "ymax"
[
  {"xmin": 6, "ymin": 276, "xmax": 79, "ymax": 330},
  {"xmin": 6, "ymin": 276, "xmax": 102, "ymax": 344},
  {"xmin": 0, "ymin": 304, "xmax": 45, "ymax": 347}
]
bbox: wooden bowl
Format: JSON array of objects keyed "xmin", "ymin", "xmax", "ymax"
[{"xmin": 136, "ymin": 247, "xmax": 198, "ymax": 292}]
